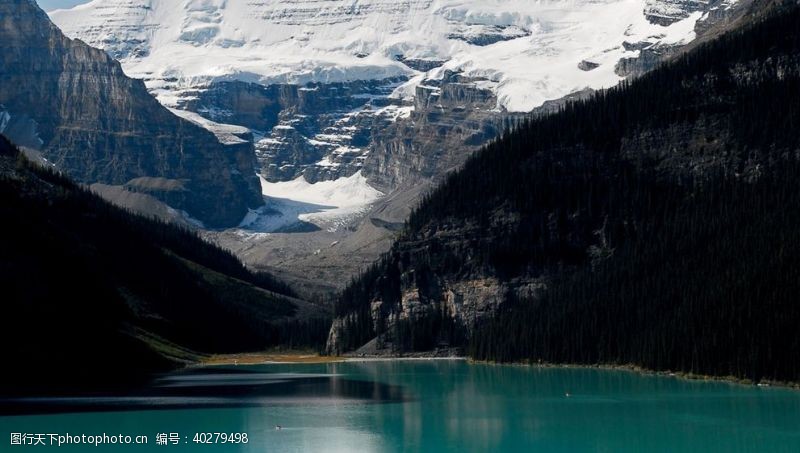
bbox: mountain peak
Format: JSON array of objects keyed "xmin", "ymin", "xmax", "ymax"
[{"xmin": 51, "ymin": 0, "xmax": 724, "ymax": 113}]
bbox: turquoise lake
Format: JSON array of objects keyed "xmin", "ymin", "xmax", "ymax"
[{"xmin": 2, "ymin": 360, "xmax": 800, "ymax": 452}]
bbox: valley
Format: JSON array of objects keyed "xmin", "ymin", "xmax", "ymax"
[
  {"xmin": 48, "ymin": 0, "xmax": 756, "ymax": 294},
  {"xmin": 3, "ymin": 1, "xmax": 800, "ymax": 450}
]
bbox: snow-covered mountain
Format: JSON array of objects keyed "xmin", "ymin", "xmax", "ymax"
[
  {"xmin": 52, "ymin": 0, "xmax": 718, "ymax": 112},
  {"xmin": 49, "ymin": 0, "xmax": 750, "ymax": 290},
  {"xmin": 51, "ymin": 0, "xmax": 744, "ymax": 190},
  {"xmin": 1, "ymin": 0, "xmax": 263, "ymax": 228}
]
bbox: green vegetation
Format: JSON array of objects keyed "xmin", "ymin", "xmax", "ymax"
[
  {"xmin": 334, "ymin": 3, "xmax": 800, "ymax": 382},
  {"xmin": 0, "ymin": 138, "xmax": 329, "ymax": 393}
]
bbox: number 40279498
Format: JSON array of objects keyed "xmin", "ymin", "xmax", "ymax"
[{"xmin": 192, "ymin": 433, "xmax": 249, "ymax": 444}]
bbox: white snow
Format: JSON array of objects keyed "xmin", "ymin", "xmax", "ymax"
[
  {"xmin": 239, "ymin": 171, "xmax": 384, "ymax": 233},
  {"xmin": 0, "ymin": 111, "xmax": 10, "ymax": 133},
  {"xmin": 316, "ymin": 156, "xmax": 340, "ymax": 168},
  {"xmin": 51, "ymin": 0, "xmax": 707, "ymax": 113},
  {"xmin": 168, "ymin": 108, "xmax": 251, "ymax": 145},
  {"xmin": 374, "ymin": 104, "xmax": 414, "ymax": 120}
]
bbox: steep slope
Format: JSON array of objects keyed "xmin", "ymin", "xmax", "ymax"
[
  {"xmin": 0, "ymin": 135, "xmax": 328, "ymax": 394},
  {"xmin": 328, "ymin": 2, "xmax": 800, "ymax": 382},
  {"xmin": 50, "ymin": 0, "xmax": 736, "ymax": 111},
  {"xmin": 49, "ymin": 0, "xmax": 758, "ymax": 295},
  {"xmin": 0, "ymin": 0, "xmax": 263, "ymax": 227},
  {"xmin": 51, "ymin": 0, "xmax": 744, "ymax": 186}
]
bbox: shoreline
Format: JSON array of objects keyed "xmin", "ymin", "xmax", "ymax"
[
  {"xmin": 469, "ymin": 359, "xmax": 800, "ymax": 391},
  {"xmin": 196, "ymin": 352, "xmax": 467, "ymax": 366},
  {"xmin": 197, "ymin": 352, "xmax": 344, "ymax": 366},
  {"xmin": 345, "ymin": 356, "xmax": 467, "ymax": 363},
  {"xmin": 196, "ymin": 352, "xmax": 800, "ymax": 390}
]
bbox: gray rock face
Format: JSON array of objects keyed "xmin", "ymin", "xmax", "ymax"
[
  {"xmin": 361, "ymin": 73, "xmax": 594, "ymax": 194},
  {"xmin": 578, "ymin": 60, "xmax": 601, "ymax": 71},
  {"xmin": 615, "ymin": 44, "xmax": 675, "ymax": 77},
  {"xmin": 0, "ymin": 0, "xmax": 262, "ymax": 227},
  {"xmin": 447, "ymin": 24, "xmax": 531, "ymax": 46},
  {"xmin": 616, "ymin": 0, "xmax": 758, "ymax": 77},
  {"xmin": 325, "ymin": 217, "xmax": 549, "ymax": 355},
  {"xmin": 644, "ymin": 0, "xmax": 711, "ymax": 25},
  {"xmin": 643, "ymin": 0, "xmax": 750, "ymax": 27},
  {"xmin": 182, "ymin": 78, "xmax": 406, "ymax": 183},
  {"xmin": 363, "ymin": 72, "xmax": 504, "ymax": 192},
  {"xmin": 158, "ymin": 65, "xmax": 526, "ymax": 199},
  {"xmin": 395, "ymin": 56, "xmax": 447, "ymax": 72}
]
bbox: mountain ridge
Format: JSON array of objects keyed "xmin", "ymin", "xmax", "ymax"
[
  {"xmin": 47, "ymin": 1, "xmax": 762, "ymax": 297},
  {"xmin": 0, "ymin": 134, "xmax": 327, "ymax": 393},
  {"xmin": 327, "ymin": 1, "xmax": 800, "ymax": 383},
  {"xmin": 0, "ymin": 0, "xmax": 263, "ymax": 227},
  {"xmin": 51, "ymin": 0, "xmax": 747, "ymax": 189}
]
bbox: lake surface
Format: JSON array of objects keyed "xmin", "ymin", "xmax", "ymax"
[{"xmin": 2, "ymin": 360, "xmax": 800, "ymax": 452}]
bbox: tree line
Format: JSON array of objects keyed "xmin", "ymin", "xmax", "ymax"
[{"xmin": 332, "ymin": 3, "xmax": 800, "ymax": 381}]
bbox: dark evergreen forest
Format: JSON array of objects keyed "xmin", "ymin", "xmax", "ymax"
[
  {"xmin": 334, "ymin": 3, "xmax": 800, "ymax": 382},
  {"xmin": 0, "ymin": 137, "xmax": 329, "ymax": 393}
]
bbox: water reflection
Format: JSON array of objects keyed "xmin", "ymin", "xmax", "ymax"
[
  {"xmin": 360, "ymin": 362, "xmax": 800, "ymax": 452},
  {"xmin": 2, "ymin": 361, "xmax": 799, "ymax": 452},
  {"xmin": 0, "ymin": 366, "xmax": 411, "ymax": 416}
]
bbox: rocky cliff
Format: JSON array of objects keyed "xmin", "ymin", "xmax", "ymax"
[
  {"xmin": 327, "ymin": 0, "xmax": 800, "ymax": 356},
  {"xmin": 50, "ymin": 0, "xmax": 748, "ymax": 195},
  {"xmin": 0, "ymin": 0, "xmax": 262, "ymax": 227},
  {"xmin": 47, "ymin": 0, "xmax": 759, "ymax": 291},
  {"xmin": 617, "ymin": 0, "xmax": 759, "ymax": 77},
  {"xmin": 180, "ymin": 78, "xmax": 408, "ymax": 184}
]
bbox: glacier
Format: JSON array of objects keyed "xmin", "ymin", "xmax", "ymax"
[
  {"xmin": 239, "ymin": 171, "xmax": 385, "ymax": 233},
  {"xmin": 51, "ymin": 0, "xmax": 712, "ymax": 113},
  {"xmin": 47, "ymin": 0, "xmax": 749, "ymax": 290}
]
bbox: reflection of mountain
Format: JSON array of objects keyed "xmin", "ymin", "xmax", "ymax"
[{"xmin": 0, "ymin": 366, "xmax": 411, "ymax": 415}]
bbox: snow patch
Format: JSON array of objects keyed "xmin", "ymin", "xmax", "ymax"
[
  {"xmin": 0, "ymin": 111, "xmax": 10, "ymax": 133},
  {"xmin": 169, "ymin": 108, "xmax": 251, "ymax": 145},
  {"xmin": 239, "ymin": 171, "xmax": 384, "ymax": 233}
]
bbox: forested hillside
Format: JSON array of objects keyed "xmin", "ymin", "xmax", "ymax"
[
  {"xmin": 0, "ymin": 137, "xmax": 328, "ymax": 393},
  {"xmin": 330, "ymin": 2, "xmax": 800, "ymax": 382}
]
